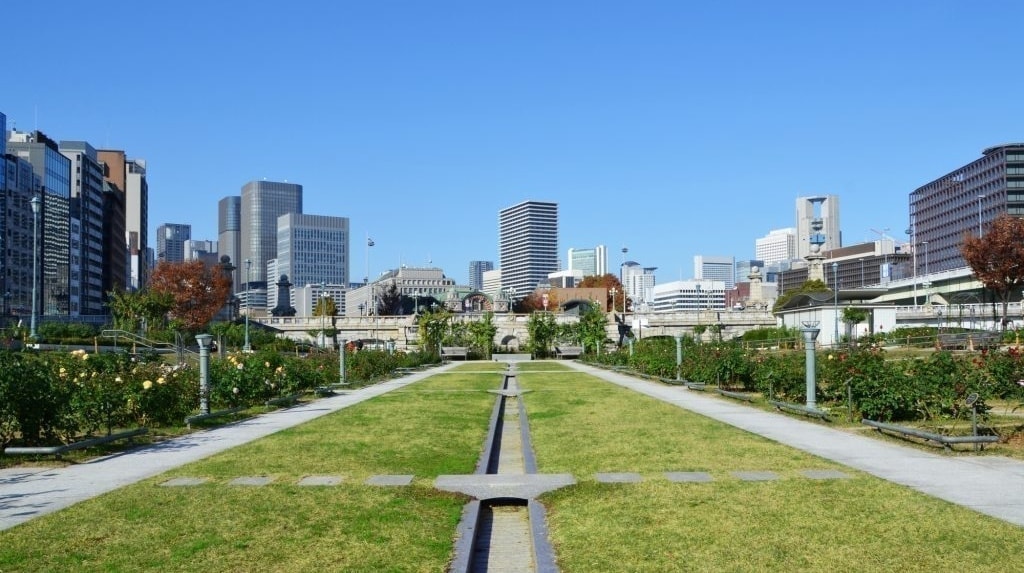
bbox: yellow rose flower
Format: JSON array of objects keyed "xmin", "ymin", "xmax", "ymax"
[
  {"xmin": 142, "ymin": 380, "xmax": 153, "ymax": 390},
  {"xmin": 157, "ymin": 377, "xmax": 166, "ymax": 385}
]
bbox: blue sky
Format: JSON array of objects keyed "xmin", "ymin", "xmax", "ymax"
[{"xmin": 5, "ymin": 1, "xmax": 1024, "ymax": 284}]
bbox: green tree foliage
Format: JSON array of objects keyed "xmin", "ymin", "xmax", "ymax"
[
  {"xmin": 417, "ymin": 308, "xmax": 452, "ymax": 355},
  {"xmin": 961, "ymin": 213, "xmax": 1024, "ymax": 329},
  {"xmin": 567, "ymin": 303, "xmax": 609, "ymax": 353},
  {"xmin": 467, "ymin": 312, "xmax": 498, "ymax": 359},
  {"xmin": 526, "ymin": 312, "xmax": 558, "ymax": 358},
  {"xmin": 106, "ymin": 288, "xmax": 174, "ymax": 335},
  {"xmin": 773, "ymin": 279, "xmax": 830, "ymax": 313},
  {"xmin": 377, "ymin": 282, "xmax": 403, "ymax": 316}
]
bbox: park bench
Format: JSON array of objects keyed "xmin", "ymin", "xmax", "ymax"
[
  {"xmin": 716, "ymin": 388, "xmax": 754, "ymax": 402},
  {"xmin": 770, "ymin": 400, "xmax": 831, "ymax": 421},
  {"xmin": 684, "ymin": 381, "xmax": 707, "ymax": 391},
  {"xmin": 862, "ymin": 418, "xmax": 999, "ymax": 450},
  {"xmin": 185, "ymin": 406, "xmax": 246, "ymax": 429},
  {"xmin": 4, "ymin": 427, "xmax": 149, "ymax": 459},
  {"xmin": 441, "ymin": 346, "xmax": 469, "ymax": 361},
  {"xmin": 937, "ymin": 332, "xmax": 1000, "ymax": 350},
  {"xmin": 554, "ymin": 345, "xmax": 584, "ymax": 359}
]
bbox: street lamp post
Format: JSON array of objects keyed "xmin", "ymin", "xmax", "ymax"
[
  {"xmin": 29, "ymin": 195, "xmax": 40, "ymax": 342},
  {"xmin": 243, "ymin": 259, "xmax": 252, "ymax": 352},
  {"xmin": 801, "ymin": 321, "xmax": 821, "ymax": 409},
  {"xmin": 906, "ymin": 226, "xmax": 917, "ymax": 308},
  {"xmin": 832, "ymin": 262, "xmax": 839, "ymax": 347}
]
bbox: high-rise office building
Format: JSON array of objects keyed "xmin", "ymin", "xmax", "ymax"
[
  {"xmin": 7, "ymin": 130, "xmax": 72, "ymax": 315},
  {"xmin": 468, "ymin": 260, "xmax": 494, "ymax": 291},
  {"xmin": 796, "ymin": 195, "xmax": 841, "ymax": 259},
  {"xmin": 755, "ymin": 228, "xmax": 797, "ymax": 265},
  {"xmin": 218, "ymin": 196, "xmax": 242, "ymax": 290},
  {"xmin": 621, "ymin": 260, "xmax": 657, "ymax": 307},
  {"xmin": 184, "ymin": 239, "xmax": 218, "ymax": 265},
  {"xmin": 694, "ymin": 255, "xmax": 735, "ymax": 290},
  {"xmin": 911, "ymin": 144, "xmax": 1024, "ymax": 274},
  {"xmin": 273, "ymin": 213, "xmax": 349, "ymax": 311},
  {"xmin": 240, "ymin": 180, "xmax": 302, "ymax": 289},
  {"xmin": 499, "ymin": 201, "xmax": 558, "ymax": 295},
  {"xmin": 97, "ymin": 149, "xmax": 148, "ymax": 290},
  {"xmin": 1, "ymin": 125, "xmax": 40, "ymax": 322},
  {"xmin": 568, "ymin": 245, "xmax": 607, "ymax": 278},
  {"xmin": 59, "ymin": 141, "xmax": 106, "ymax": 316},
  {"xmin": 157, "ymin": 223, "xmax": 191, "ymax": 264},
  {"xmin": 735, "ymin": 259, "xmax": 765, "ymax": 286}
]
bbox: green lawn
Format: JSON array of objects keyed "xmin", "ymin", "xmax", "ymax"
[
  {"xmin": 519, "ymin": 370, "xmax": 1024, "ymax": 572},
  {"xmin": 0, "ymin": 372, "xmax": 501, "ymax": 572}
]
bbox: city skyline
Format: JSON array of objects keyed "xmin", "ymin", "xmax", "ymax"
[{"xmin": 5, "ymin": 3, "xmax": 1024, "ymax": 285}]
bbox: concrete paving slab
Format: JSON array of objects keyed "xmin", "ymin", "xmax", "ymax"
[
  {"xmin": 567, "ymin": 361, "xmax": 1024, "ymax": 527},
  {"xmin": 0, "ymin": 363, "xmax": 460, "ymax": 532},
  {"xmin": 229, "ymin": 476, "xmax": 274, "ymax": 486},
  {"xmin": 595, "ymin": 472, "xmax": 643, "ymax": 483},
  {"xmin": 159, "ymin": 477, "xmax": 209, "ymax": 487},
  {"xmin": 435, "ymin": 473, "xmax": 575, "ymax": 500},
  {"xmin": 665, "ymin": 471, "xmax": 714, "ymax": 483},
  {"xmin": 366, "ymin": 475, "xmax": 414, "ymax": 486},
  {"xmin": 732, "ymin": 471, "xmax": 780, "ymax": 481},
  {"xmin": 296, "ymin": 475, "xmax": 343, "ymax": 486},
  {"xmin": 801, "ymin": 469, "xmax": 852, "ymax": 480}
]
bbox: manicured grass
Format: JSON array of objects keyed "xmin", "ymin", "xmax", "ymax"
[
  {"xmin": 520, "ymin": 371, "xmax": 1024, "ymax": 572},
  {"xmin": 513, "ymin": 360, "xmax": 573, "ymax": 372},
  {"xmin": 0, "ymin": 372, "xmax": 501, "ymax": 572}
]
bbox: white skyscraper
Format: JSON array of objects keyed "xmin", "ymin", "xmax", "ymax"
[{"xmin": 755, "ymin": 228, "xmax": 797, "ymax": 265}]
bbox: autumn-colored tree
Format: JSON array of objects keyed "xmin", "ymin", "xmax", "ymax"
[
  {"xmin": 961, "ymin": 214, "xmax": 1024, "ymax": 329},
  {"xmin": 148, "ymin": 260, "xmax": 232, "ymax": 332},
  {"xmin": 578, "ymin": 274, "xmax": 629, "ymax": 312}
]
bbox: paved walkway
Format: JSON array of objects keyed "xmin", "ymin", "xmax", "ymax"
[
  {"xmin": 3, "ymin": 360, "xmax": 1024, "ymax": 532},
  {"xmin": 565, "ymin": 361, "xmax": 1024, "ymax": 527},
  {"xmin": 0, "ymin": 364, "xmax": 459, "ymax": 531}
]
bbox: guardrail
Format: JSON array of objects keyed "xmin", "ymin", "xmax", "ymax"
[
  {"xmin": 4, "ymin": 427, "xmax": 148, "ymax": 458},
  {"xmin": 861, "ymin": 418, "xmax": 999, "ymax": 450}
]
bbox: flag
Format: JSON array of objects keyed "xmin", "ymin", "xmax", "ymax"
[{"xmin": 367, "ymin": 238, "xmax": 375, "ymax": 247}]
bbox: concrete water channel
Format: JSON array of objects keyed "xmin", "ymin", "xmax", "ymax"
[{"xmin": 437, "ymin": 363, "xmax": 573, "ymax": 573}]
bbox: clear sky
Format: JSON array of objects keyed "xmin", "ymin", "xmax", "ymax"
[{"xmin": 5, "ymin": 1, "xmax": 1024, "ymax": 285}]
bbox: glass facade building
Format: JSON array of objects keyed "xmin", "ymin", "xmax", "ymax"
[
  {"xmin": 273, "ymin": 213, "xmax": 349, "ymax": 312},
  {"xmin": 240, "ymin": 180, "xmax": 302, "ymax": 288},
  {"xmin": 218, "ymin": 195, "xmax": 241, "ymax": 290}
]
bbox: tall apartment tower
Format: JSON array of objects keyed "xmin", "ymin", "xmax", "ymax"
[
  {"xmin": 239, "ymin": 180, "xmax": 302, "ymax": 289},
  {"xmin": 272, "ymin": 213, "xmax": 349, "ymax": 311},
  {"xmin": 156, "ymin": 223, "xmax": 191, "ymax": 264},
  {"xmin": 911, "ymin": 144, "xmax": 1024, "ymax": 274},
  {"xmin": 218, "ymin": 195, "xmax": 242, "ymax": 290},
  {"xmin": 695, "ymin": 255, "xmax": 736, "ymax": 290},
  {"xmin": 59, "ymin": 141, "xmax": 106, "ymax": 316},
  {"xmin": 468, "ymin": 260, "xmax": 494, "ymax": 291},
  {"xmin": 568, "ymin": 245, "xmax": 607, "ymax": 278},
  {"xmin": 7, "ymin": 129, "xmax": 72, "ymax": 316},
  {"xmin": 184, "ymin": 239, "xmax": 218, "ymax": 265},
  {"xmin": 796, "ymin": 195, "xmax": 840, "ymax": 259},
  {"xmin": 755, "ymin": 228, "xmax": 797, "ymax": 265},
  {"xmin": 499, "ymin": 201, "xmax": 558, "ymax": 295}
]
